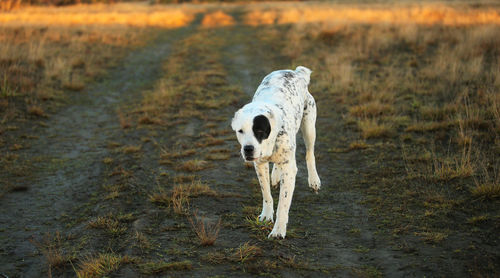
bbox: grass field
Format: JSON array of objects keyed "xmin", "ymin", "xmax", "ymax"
[{"xmin": 0, "ymin": 1, "xmax": 499, "ymax": 277}]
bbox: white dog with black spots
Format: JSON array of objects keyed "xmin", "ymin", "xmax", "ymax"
[{"xmin": 231, "ymin": 66, "xmax": 321, "ymax": 238}]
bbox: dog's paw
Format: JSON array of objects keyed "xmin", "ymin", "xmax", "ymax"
[
  {"xmin": 268, "ymin": 224, "xmax": 286, "ymax": 239},
  {"xmin": 308, "ymin": 174, "xmax": 321, "ymax": 193},
  {"xmin": 258, "ymin": 208, "xmax": 274, "ymax": 223}
]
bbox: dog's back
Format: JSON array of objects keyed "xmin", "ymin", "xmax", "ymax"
[
  {"xmin": 252, "ymin": 66, "xmax": 312, "ymax": 132},
  {"xmin": 253, "ymin": 66, "xmax": 311, "ymax": 102}
]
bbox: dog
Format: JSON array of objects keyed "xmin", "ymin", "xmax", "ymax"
[{"xmin": 231, "ymin": 66, "xmax": 321, "ymax": 238}]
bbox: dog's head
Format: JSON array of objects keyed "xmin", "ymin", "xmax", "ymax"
[{"xmin": 231, "ymin": 103, "xmax": 279, "ymax": 162}]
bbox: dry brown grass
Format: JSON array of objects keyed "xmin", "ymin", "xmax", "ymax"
[
  {"xmin": 149, "ymin": 180, "xmax": 216, "ymax": 215},
  {"xmin": 229, "ymin": 242, "xmax": 262, "ymax": 263},
  {"xmin": 0, "ymin": 24, "xmax": 149, "ymax": 127},
  {"xmin": 175, "ymin": 180, "xmax": 217, "ymax": 198},
  {"xmin": 176, "ymin": 159, "xmax": 210, "ymax": 172},
  {"xmin": 349, "ymin": 101, "xmax": 394, "ymax": 117},
  {"xmin": 0, "ymin": 0, "xmax": 21, "ymax": 12},
  {"xmin": 27, "ymin": 104, "xmax": 46, "ymax": 117},
  {"xmin": 148, "ymin": 185, "xmax": 190, "ymax": 214},
  {"xmin": 160, "ymin": 147, "xmax": 196, "ymax": 161},
  {"xmin": 0, "ymin": 3, "xmax": 196, "ymax": 28},
  {"xmin": 471, "ymin": 183, "xmax": 500, "ymax": 200},
  {"xmin": 30, "ymin": 231, "xmax": 74, "ymax": 277},
  {"xmin": 189, "ymin": 210, "xmax": 221, "ymax": 246},
  {"xmin": 201, "ymin": 11, "xmax": 235, "ymax": 28},
  {"xmin": 472, "ymin": 166, "xmax": 500, "ymax": 200},
  {"xmin": 117, "ymin": 109, "xmax": 132, "ymax": 129},
  {"xmin": 431, "ymin": 143, "xmax": 475, "ymax": 181},
  {"xmin": 75, "ymin": 253, "xmax": 129, "ymax": 278},
  {"xmin": 358, "ymin": 119, "xmax": 394, "ymax": 139},
  {"xmin": 120, "ymin": 145, "xmax": 141, "ymax": 154},
  {"xmin": 87, "ymin": 215, "xmax": 126, "ymax": 236},
  {"xmin": 243, "ymin": 3, "xmax": 500, "ymax": 26},
  {"xmin": 414, "ymin": 231, "xmax": 448, "ymax": 244},
  {"xmin": 170, "ymin": 188, "xmax": 190, "ymax": 215},
  {"xmin": 349, "ymin": 141, "xmax": 369, "ymax": 150}
]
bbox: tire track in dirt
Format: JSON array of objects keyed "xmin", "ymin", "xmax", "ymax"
[{"xmin": 0, "ymin": 23, "xmax": 198, "ymax": 276}]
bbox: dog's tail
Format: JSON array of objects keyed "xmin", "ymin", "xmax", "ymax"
[{"xmin": 295, "ymin": 66, "xmax": 312, "ymax": 85}]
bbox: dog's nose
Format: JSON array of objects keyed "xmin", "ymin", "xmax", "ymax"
[{"xmin": 243, "ymin": 145, "xmax": 254, "ymax": 154}]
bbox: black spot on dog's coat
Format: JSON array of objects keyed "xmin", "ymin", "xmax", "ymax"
[{"xmin": 253, "ymin": 115, "xmax": 271, "ymax": 143}]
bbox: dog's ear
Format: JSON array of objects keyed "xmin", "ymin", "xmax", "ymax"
[
  {"xmin": 231, "ymin": 109, "xmax": 242, "ymax": 131},
  {"xmin": 253, "ymin": 115, "xmax": 271, "ymax": 143}
]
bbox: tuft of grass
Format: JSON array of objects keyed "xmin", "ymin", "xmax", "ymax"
[
  {"xmin": 349, "ymin": 101, "xmax": 394, "ymax": 117},
  {"xmin": 431, "ymin": 143, "xmax": 475, "ymax": 181},
  {"xmin": 175, "ymin": 180, "xmax": 217, "ymax": 197},
  {"xmin": 358, "ymin": 119, "xmax": 394, "ymax": 139},
  {"xmin": 405, "ymin": 121, "xmax": 452, "ymax": 133},
  {"xmin": 354, "ymin": 245, "xmax": 371, "ymax": 253},
  {"xmin": 201, "ymin": 11, "xmax": 235, "ymax": 28},
  {"xmin": 467, "ymin": 215, "xmax": 488, "ymax": 225},
  {"xmin": 176, "ymin": 159, "xmax": 210, "ymax": 172},
  {"xmin": 160, "ymin": 148, "xmax": 196, "ymax": 160},
  {"xmin": 149, "ymin": 187, "xmax": 170, "ymax": 206},
  {"xmin": 189, "ymin": 210, "xmax": 221, "ymax": 246},
  {"xmin": 134, "ymin": 231, "xmax": 153, "ymax": 251},
  {"xmin": 349, "ymin": 141, "xmax": 369, "ymax": 150},
  {"xmin": 229, "ymin": 242, "xmax": 262, "ymax": 263},
  {"xmin": 202, "ymin": 251, "xmax": 226, "ymax": 265},
  {"xmin": 30, "ymin": 232, "xmax": 74, "ymax": 277},
  {"xmin": 415, "ymin": 231, "xmax": 448, "ymax": 244},
  {"xmin": 472, "ymin": 165, "xmax": 500, "ymax": 200},
  {"xmin": 1, "ymin": 72, "xmax": 17, "ymax": 97},
  {"xmin": 62, "ymin": 80, "xmax": 85, "ymax": 91},
  {"xmin": 102, "ymin": 157, "xmax": 113, "ymax": 164},
  {"xmin": 87, "ymin": 216, "xmax": 126, "ymax": 236},
  {"xmin": 471, "ymin": 183, "xmax": 500, "ymax": 200},
  {"xmin": 149, "ymin": 181, "xmax": 215, "ymax": 214},
  {"xmin": 242, "ymin": 205, "xmax": 260, "ymax": 217},
  {"xmin": 349, "ymin": 228, "xmax": 361, "ymax": 236},
  {"xmin": 9, "ymin": 143, "xmax": 23, "ymax": 151},
  {"xmin": 139, "ymin": 260, "xmax": 192, "ymax": 275},
  {"xmin": 173, "ymin": 175, "xmax": 196, "ymax": 183},
  {"xmin": 75, "ymin": 253, "xmax": 126, "ymax": 278},
  {"xmin": 245, "ymin": 216, "xmax": 273, "ymax": 239},
  {"xmin": 170, "ymin": 187, "xmax": 190, "ymax": 215},
  {"xmin": 117, "ymin": 109, "xmax": 132, "ymax": 129},
  {"xmin": 27, "ymin": 104, "xmax": 46, "ymax": 117},
  {"xmin": 121, "ymin": 145, "xmax": 141, "ymax": 154}
]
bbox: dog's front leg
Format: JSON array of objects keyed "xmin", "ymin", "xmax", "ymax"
[
  {"xmin": 269, "ymin": 159, "xmax": 297, "ymax": 238},
  {"xmin": 254, "ymin": 162, "xmax": 274, "ymax": 222}
]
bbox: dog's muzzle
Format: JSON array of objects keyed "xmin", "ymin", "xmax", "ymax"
[{"xmin": 243, "ymin": 145, "xmax": 254, "ymax": 161}]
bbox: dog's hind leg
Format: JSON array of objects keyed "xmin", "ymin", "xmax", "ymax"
[
  {"xmin": 301, "ymin": 94, "xmax": 321, "ymax": 192},
  {"xmin": 255, "ymin": 162, "xmax": 274, "ymax": 222},
  {"xmin": 271, "ymin": 163, "xmax": 281, "ymax": 188}
]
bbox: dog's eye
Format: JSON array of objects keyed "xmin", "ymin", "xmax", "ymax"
[{"xmin": 238, "ymin": 129, "xmax": 243, "ymax": 134}]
